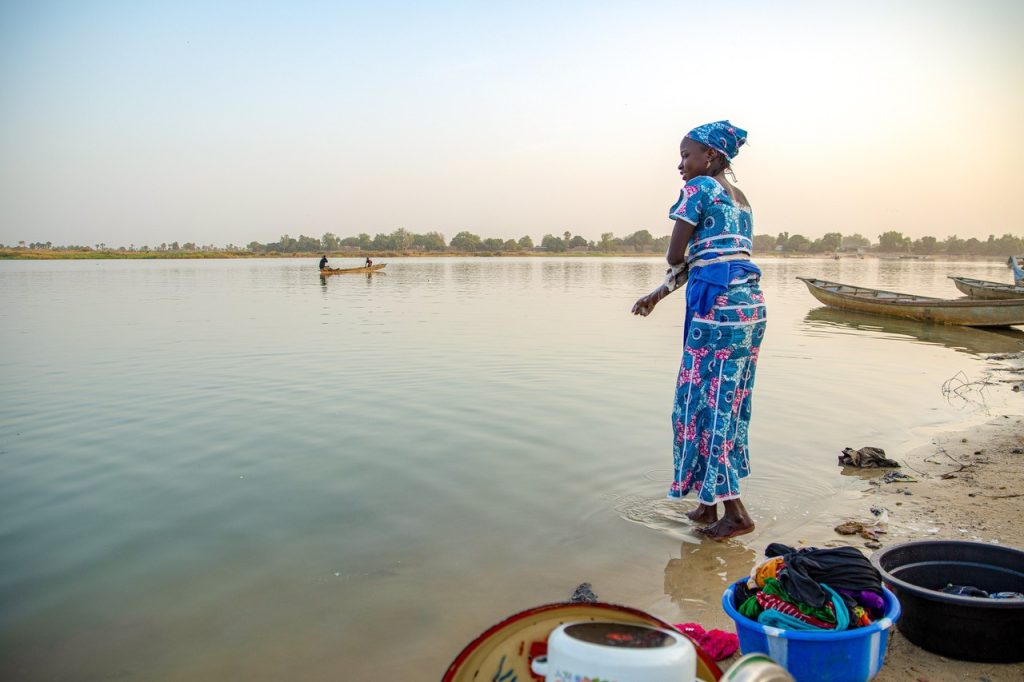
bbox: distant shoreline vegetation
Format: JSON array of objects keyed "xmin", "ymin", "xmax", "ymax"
[{"xmin": 2, "ymin": 229, "xmax": 1022, "ymax": 260}]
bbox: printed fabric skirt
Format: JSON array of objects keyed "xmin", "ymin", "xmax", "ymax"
[{"xmin": 668, "ymin": 280, "xmax": 766, "ymax": 504}]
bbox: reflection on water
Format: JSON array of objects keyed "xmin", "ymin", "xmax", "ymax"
[
  {"xmin": 664, "ymin": 541, "xmax": 758, "ymax": 617},
  {"xmin": 803, "ymin": 306, "xmax": 1024, "ymax": 355}
]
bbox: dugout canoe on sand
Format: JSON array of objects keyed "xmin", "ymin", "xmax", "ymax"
[
  {"xmin": 948, "ymin": 276, "xmax": 1024, "ymax": 301},
  {"xmin": 319, "ymin": 264, "xmax": 386, "ymax": 275},
  {"xmin": 797, "ymin": 277, "xmax": 1024, "ymax": 327}
]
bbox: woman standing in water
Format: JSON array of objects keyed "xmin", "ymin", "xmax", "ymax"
[{"xmin": 632, "ymin": 121, "xmax": 767, "ymax": 540}]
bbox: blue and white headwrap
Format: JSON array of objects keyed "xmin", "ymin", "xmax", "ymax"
[{"xmin": 686, "ymin": 120, "xmax": 747, "ymax": 160}]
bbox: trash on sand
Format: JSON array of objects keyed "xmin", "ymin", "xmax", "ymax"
[
  {"xmin": 834, "ymin": 521, "xmax": 884, "ymax": 541},
  {"xmin": 569, "ymin": 582, "xmax": 599, "ymax": 603},
  {"xmin": 880, "ymin": 471, "xmax": 917, "ymax": 484},
  {"xmin": 838, "ymin": 446, "xmax": 900, "ymax": 468}
]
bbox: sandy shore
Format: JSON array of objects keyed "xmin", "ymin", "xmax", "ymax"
[{"xmin": 856, "ymin": 414, "xmax": 1024, "ymax": 681}]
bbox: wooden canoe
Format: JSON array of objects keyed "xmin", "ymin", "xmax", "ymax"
[
  {"xmin": 949, "ymin": 276, "xmax": 1024, "ymax": 300},
  {"xmin": 319, "ymin": 263, "xmax": 386, "ymax": 275},
  {"xmin": 797, "ymin": 277, "xmax": 1024, "ymax": 327}
]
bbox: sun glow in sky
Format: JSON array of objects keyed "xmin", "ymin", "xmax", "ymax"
[{"xmin": 1, "ymin": 0, "xmax": 1022, "ymax": 247}]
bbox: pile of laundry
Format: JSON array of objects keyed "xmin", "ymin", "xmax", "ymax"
[{"xmin": 733, "ymin": 543, "xmax": 885, "ymax": 631}]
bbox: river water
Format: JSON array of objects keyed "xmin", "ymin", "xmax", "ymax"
[{"xmin": 1, "ymin": 256, "xmax": 1021, "ymax": 680}]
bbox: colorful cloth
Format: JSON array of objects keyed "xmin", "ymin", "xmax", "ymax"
[
  {"xmin": 673, "ymin": 623, "xmax": 739, "ymax": 662},
  {"xmin": 837, "ymin": 588, "xmax": 885, "ymax": 618},
  {"xmin": 761, "ymin": 578, "xmax": 837, "ymax": 624},
  {"xmin": 755, "ymin": 592, "xmax": 836, "ymax": 629},
  {"xmin": 666, "ymin": 178, "xmax": 765, "ymax": 504},
  {"xmin": 748, "ymin": 557, "xmax": 784, "ymax": 589},
  {"xmin": 686, "ymin": 120, "xmax": 747, "ymax": 159},
  {"xmin": 765, "ymin": 544, "xmax": 883, "ymax": 610},
  {"xmin": 755, "ymin": 583, "xmax": 852, "ymax": 632}
]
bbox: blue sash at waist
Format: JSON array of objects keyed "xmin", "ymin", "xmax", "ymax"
[{"xmin": 683, "ymin": 261, "xmax": 762, "ymax": 342}]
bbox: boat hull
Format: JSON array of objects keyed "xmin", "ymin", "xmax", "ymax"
[
  {"xmin": 798, "ymin": 277, "xmax": 1024, "ymax": 327},
  {"xmin": 949, "ymin": 276, "xmax": 1024, "ymax": 300},
  {"xmin": 319, "ymin": 264, "xmax": 386, "ymax": 275}
]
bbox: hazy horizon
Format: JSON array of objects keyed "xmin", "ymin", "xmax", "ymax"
[{"xmin": 2, "ymin": 0, "xmax": 1022, "ymax": 248}]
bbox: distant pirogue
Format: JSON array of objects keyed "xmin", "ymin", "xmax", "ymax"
[
  {"xmin": 948, "ymin": 276, "xmax": 1024, "ymax": 301},
  {"xmin": 798, "ymin": 277, "xmax": 1024, "ymax": 327},
  {"xmin": 319, "ymin": 264, "xmax": 386, "ymax": 275}
]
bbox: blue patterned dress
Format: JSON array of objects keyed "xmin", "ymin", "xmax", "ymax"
[{"xmin": 666, "ymin": 177, "xmax": 767, "ymax": 504}]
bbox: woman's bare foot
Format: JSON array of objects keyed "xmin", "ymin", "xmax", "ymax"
[
  {"xmin": 685, "ymin": 503, "xmax": 718, "ymax": 524},
  {"xmin": 694, "ymin": 516, "xmax": 754, "ymax": 541},
  {"xmin": 694, "ymin": 499, "xmax": 753, "ymax": 541}
]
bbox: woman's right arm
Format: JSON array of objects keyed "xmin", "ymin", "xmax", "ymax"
[{"xmin": 666, "ymin": 218, "xmax": 695, "ymax": 266}]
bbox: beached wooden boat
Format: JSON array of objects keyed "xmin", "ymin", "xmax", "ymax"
[
  {"xmin": 319, "ymin": 263, "xmax": 386, "ymax": 275},
  {"xmin": 797, "ymin": 277, "xmax": 1024, "ymax": 327},
  {"xmin": 949, "ymin": 276, "xmax": 1024, "ymax": 300}
]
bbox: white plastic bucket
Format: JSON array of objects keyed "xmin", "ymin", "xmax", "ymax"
[{"xmin": 530, "ymin": 621, "xmax": 697, "ymax": 682}]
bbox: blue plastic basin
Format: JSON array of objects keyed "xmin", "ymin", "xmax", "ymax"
[{"xmin": 722, "ymin": 580, "xmax": 900, "ymax": 682}]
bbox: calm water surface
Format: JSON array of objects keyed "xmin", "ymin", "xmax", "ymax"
[{"xmin": 1, "ymin": 257, "xmax": 1021, "ymax": 679}]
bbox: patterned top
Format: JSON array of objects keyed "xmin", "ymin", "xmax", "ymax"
[{"xmin": 668, "ymin": 176, "xmax": 753, "ymax": 267}]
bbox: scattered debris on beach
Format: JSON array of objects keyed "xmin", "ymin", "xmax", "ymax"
[
  {"xmin": 879, "ymin": 471, "xmax": 917, "ymax": 484},
  {"xmin": 569, "ymin": 582, "xmax": 599, "ymax": 603},
  {"xmin": 839, "ymin": 445, "xmax": 901, "ymax": 468}
]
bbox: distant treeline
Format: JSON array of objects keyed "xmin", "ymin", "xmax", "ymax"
[
  {"xmin": 6, "ymin": 229, "xmax": 1024, "ymax": 256},
  {"xmin": 760, "ymin": 231, "xmax": 1024, "ymax": 256}
]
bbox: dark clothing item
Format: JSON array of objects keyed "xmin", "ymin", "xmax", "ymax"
[
  {"xmin": 942, "ymin": 584, "xmax": 1024, "ymax": 599},
  {"xmin": 733, "ymin": 581, "xmax": 757, "ymax": 610},
  {"xmin": 839, "ymin": 446, "xmax": 900, "ymax": 468},
  {"xmin": 319, "ymin": 257, "xmax": 328, "ymax": 269},
  {"xmin": 942, "ymin": 584, "xmax": 990, "ymax": 598},
  {"xmin": 569, "ymin": 582, "xmax": 599, "ymax": 603},
  {"xmin": 765, "ymin": 543, "xmax": 883, "ymax": 609}
]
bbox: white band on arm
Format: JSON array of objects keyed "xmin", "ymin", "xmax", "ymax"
[{"xmin": 663, "ymin": 263, "xmax": 689, "ymax": 292}]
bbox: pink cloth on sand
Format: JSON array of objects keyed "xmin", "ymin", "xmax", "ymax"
[{"xmin": 673, "ymin": 622, "xmax": 739, "ymax": 662}]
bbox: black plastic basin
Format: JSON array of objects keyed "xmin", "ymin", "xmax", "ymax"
[{"xmin": 871, "ymin": 540, "xmax": 1024, "ymax": 662}]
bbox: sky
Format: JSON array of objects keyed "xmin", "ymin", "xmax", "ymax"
[{"xmin": 1, "ymin": 0, "xmax": 1022, "ymax": 248}]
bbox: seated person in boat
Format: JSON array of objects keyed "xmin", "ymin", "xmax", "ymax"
[
  {"xmin": 365, "ymin": 256, "xmax": 373, "ymax": 267},
  {"xmin": 1009, "ymin": 256, "xmax": 1024, "ymax": 286},
  {"xmin": 319, "ymin": 255, "xmax": 329, "ymax": 270}
]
